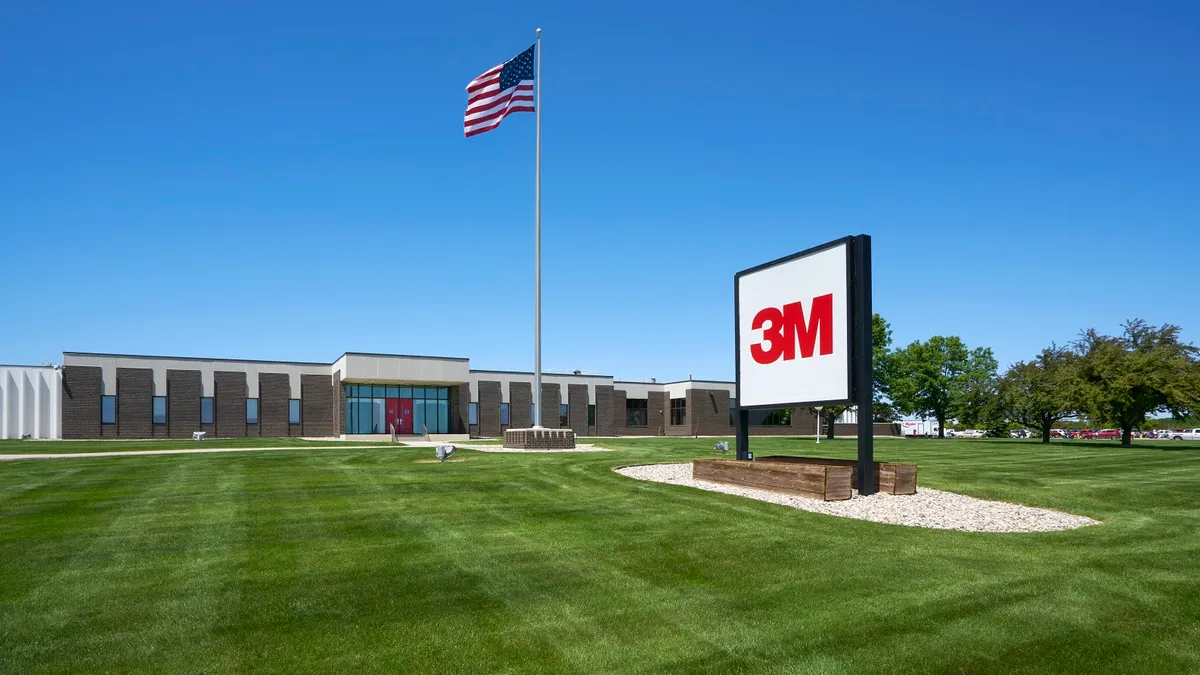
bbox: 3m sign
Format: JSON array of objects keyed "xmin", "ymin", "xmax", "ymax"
[{"xmin": 736, "ymin": 240, "xmax": 852, "ymax": 408}]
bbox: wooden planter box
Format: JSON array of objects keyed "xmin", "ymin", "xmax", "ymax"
[
  {"xmin": 757, "ymin": 456, "xmax": 918, "ymax": 495},
  {"xmin": 691, "ymin": 459, "xmax": 852, "ymax": 501}
]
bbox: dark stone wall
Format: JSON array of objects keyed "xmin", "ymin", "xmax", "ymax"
[
  {"xmin": 594, "ymin": 385, "xmax": 615, "ymax": 436},
  {"xmin": 214, "ymin": 371, "xmax": 247, "ymax": 438},
  {"xmin": 259, "ymin": 373, "xmax": 290, "ymax": 438},
  {"xmin": 510, "ymin": 381, "xmax": 532, "ymax": 429},
  {"xmin": 540, "ymin": 383, "xmax": 561, "ymax": 428},
  {"xmin": 648, "ymin": 391, "xmax": 668, "ymax": 436},
  {"xmin": 61, "ymin": 365, "xmax": 102, "ymax": 439},
  {"xmin": 116, "ymin": 368, "xmax": 153, "ymax": 439},
  {"xmin": 595, "ymin": 384, "xmax": 614, "ymax": 437},
  {"xmin": 452, "ymin": 384, "xmax": 470, "ymax": 435},
  {"xmin": 567, "ymin": 384, "xmax": 588, "ymax": 436},
  {"xmin": 167, "ymin": 369, "xmax": 202, "ymax": 439},
  {"xmin": 302, "ymin": 374, "xmax": 334, "ymax": 437},
  {"xmin": 477, "ymin": 380, "xmax": 501, "ymax": 437}
]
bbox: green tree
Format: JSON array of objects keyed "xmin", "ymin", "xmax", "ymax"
[
  {"xmin": 807, "ymin": 405, "xmax": 849, "ymax": 439},
  {"xmin": 1074, "ymin": 320, "xmax": 1200, "ymax": 446},
  {"xmin": 996, "ymin": 345, "xmax": 1078, "ymax": 444},
  {"xmin": 888, "ymin": 336, "xmax": 998, "ymax": 438},
  {"xmin": 871, "ymin": 314, "xmax": 897, "ymax": 422}
]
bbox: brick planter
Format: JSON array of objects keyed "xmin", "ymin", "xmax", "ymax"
[{"xmin": 504, "ymin": 427, "xmax": 576, "ymax": 449}]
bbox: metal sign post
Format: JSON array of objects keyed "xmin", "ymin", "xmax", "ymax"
[{"xmin": 733, "ymin": 234, "xmax": 874, "ymax": 494}]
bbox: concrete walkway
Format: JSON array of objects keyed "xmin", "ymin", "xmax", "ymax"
[{"xmin": 0, "ymin": 445, "xmax": 400, "ymax": 461}]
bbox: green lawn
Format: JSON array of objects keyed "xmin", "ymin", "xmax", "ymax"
[
  {"xmin": 2, "ymin": 437, "xmax": 1199, "ymax": 673},
  {"xmin": 0, "ymin": 437, "xmax": 396, "ymax": 454}
]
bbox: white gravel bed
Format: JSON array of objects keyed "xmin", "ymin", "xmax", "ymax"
[{"xmin": 616, "ymin": 463, "xmax": 1100, "ymax": 533}]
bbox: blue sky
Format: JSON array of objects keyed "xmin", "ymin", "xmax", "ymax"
[{"xmin": 2, "ymin": 1, "xmax": 1197, "ymax": 380}]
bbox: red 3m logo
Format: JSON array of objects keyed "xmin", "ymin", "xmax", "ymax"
[{"xmin": 749, "ymin": 293, "xmax": 834, "ymax": 364}]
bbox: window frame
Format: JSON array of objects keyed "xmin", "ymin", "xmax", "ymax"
[
  {"xmin": 560, "ymin": 403, "xmax": 569, "ymax": 428},
  {"xmin": 246, "ymin": 398, "xmax": 260, "ymax": 425},
  {"xmin": 500, "ymin": 402, "xmax": 510, "ymax": 426},
  {"xmin": 469, "ymin": 402, "xmax": 479, "ymax": 426},
  {"xmin": 288, "ymin": 399, "xmax": 301, "ymax": 425},
  {"xmin": 588, "ymin": 404, "xmax": 595, "ymax": 426},
  {"xmin": 625, "ymin": 399, "xmax": 648, "ymax": 428},
  {"xmin": 101, "ymin": 395, "xmax": 117, "ymax": 425},
  {"xmin": 670, "ymin": 398, "xmax": 686, "ymax": 426},
  {"xmin": 152, "ymin": 396, "xmax": 167, "ymax": 425},
  {"xmin": 200, "ymin": 397, "xmax": 214, "ymax": 425}
]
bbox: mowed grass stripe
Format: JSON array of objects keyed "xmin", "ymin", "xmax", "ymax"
[{"xmin": 1, "ymin": 439, "xmax": 1199, "ymax": 673}]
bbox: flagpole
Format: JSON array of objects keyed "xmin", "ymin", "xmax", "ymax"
[{"xmin": 533, "ymin": 27, "xmax": 543, "ymax": 428}]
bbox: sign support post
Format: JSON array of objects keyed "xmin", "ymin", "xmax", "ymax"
[{"xmin": 852, "ymin": 234, "xmax": 875, "ymax": 495}]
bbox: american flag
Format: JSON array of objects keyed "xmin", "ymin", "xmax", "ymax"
[{"xmin": 464, "ymin": 44, "xmax": 536, "ymax": 138}]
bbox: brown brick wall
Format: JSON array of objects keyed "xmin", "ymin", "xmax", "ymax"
[
  {"xmin": 477, "ymin": 380, "xmax": 501, "ymax": 437},
  {"xmin": 259, "ymin": 373, "xmax": 290, "ymax": 437},
  {"xmin": 61, "ymin": 365, "xmax": 102, "ymax": 439},
  {"xmin": 302, "ymin": 374, "xmax": 334, "ymax": 437},
  {"xmin": 331, "ymin": 372, "xmax": 343, "ymax": 436},
  {"xmin": 567, "ymin": 384, "xmax": 588, "ymax": 436},
  {"xmin": 116, "ymin": 368, "xmax": 153, "ymax": 439},
  {"xmin": 452, "ymin": 384, "xmax": 470, "ymax": 434},
  {"xmin": 214, "ymin": 371, "xmax": 247, "ymax": 438},
  {"xmin": 648, "ymin": 391, "xmax": 668, "ymax": 436},
  {"xmin": 510, "ymin": 381, "xmax": 532, "ymax": 429},
  {"xmin": 594, "ymin": 385, "xmax": 615, "ymax": 436},
  {"xmin": 540, "ymin": 383, "xmax": 560, "ymax": 428},
  {"xmin": 166, "ymin": 369, "xmax": 202, "ymax": 439},
  {"xmin": 686, "ymin": 388, "xmax": 731, "ymax": 436}
]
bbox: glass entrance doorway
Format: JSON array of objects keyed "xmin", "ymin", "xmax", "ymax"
[{"xmin": 344, "ymin": 385, "xmax": 451, "ymax": 434}]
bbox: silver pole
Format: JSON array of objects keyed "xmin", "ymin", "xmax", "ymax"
[{"xmin": 533, "ymin": 27, "xmax": 543, "ymax": 428}]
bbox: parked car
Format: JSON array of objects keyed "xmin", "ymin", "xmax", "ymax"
[
  {"xmin": 1009, "ymin": 429, "xmax": 1030, "ymax": 439},
  {"xmin": 1165, "ymin": 428, "xmax": 1200, "ymax": 441},
  {"xmin": 1050, "ymin": 429, "xmax": 1066, "ymax": 438},
  {"xmin": 960, "ymin": 429, "xmax": 986, "ymax": 439},
  {"xmin": 1094, "ymin": 429, "xmax": 1122, "ymax": 440},
  {"xmin": 1071, "ymin": 429, "xmax": 1095, "ymax": 440}
]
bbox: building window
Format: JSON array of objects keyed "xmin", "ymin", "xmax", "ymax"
[
  {"xmin": 246, "ymin": 398, "xmax": 259, "ymax": 425},
  {"xmin": 750, "ymin": 407, "xmax": 794, "ymax": 426},
  {"xmin": 730, "ymin": 399, "xmax": 737, "ymax": 426},
  {"xmin": 670, "ymin": 398, "xmax": 686, "ymax": 426},
  {"xmin": 560, "ymin": 404, "xmax": 569, "ymax": 428},
  {"xmin": 101, "ymin": 395, "xmax": 116, "ymax": 425},
  {"xmin": 200, "ymin": 397, "xmax": 214, "ymax": 425},
  {"xmin": 469, "ymin": 402, "xmax": 479, "ymax": 425},
  {"xmin": 531, "ymin": 403, "xmax": 536, "ymax": 424},
  {"xmin": 153, "ymin": 396, "xmax": 167, "ymax": 425},
  {"xmin": 289, "ymin": 399, "xmax": 301, "ymax": 425},
  {"xmin": 626, "ymin": 399, "xmax": 648, "ymax": 427},
  {"xmin": 588, "ymin": 404, "xmax": 595, "ymax": 426},
  {"xmin": 500, "ymin": 402, "xmax": 510, "ymax": 426}
]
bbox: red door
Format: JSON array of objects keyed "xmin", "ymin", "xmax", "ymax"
[
  {"xmin": 385, "ymin": 398, "xmax": 401, "ymax": 434},
  {"xmin": 397, "ymin": 398, "xmax": 413, "ymax": 434}
]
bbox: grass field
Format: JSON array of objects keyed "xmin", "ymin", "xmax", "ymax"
[
  {"xmin": 2, "ymin": 437, "xmax": 1199, "ymax": 673},
  {"xmin": 0, "ymin": 437, "xmax": 395, "ymax": 454}
]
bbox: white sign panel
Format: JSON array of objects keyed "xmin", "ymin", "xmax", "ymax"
[{"xmin": 736, "ymin": 240, "xmax": 852, "ymax": 408}]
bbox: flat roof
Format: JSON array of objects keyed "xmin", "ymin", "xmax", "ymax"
[
  {"xmin": 470, "ymin": 369, "xmax": 613, "ymax": 378},
  {"xmin": 0, "ymin": 363, "xmax": 56, "ymax": 369},
  {"xmin": 63, "ymin": 351, "xmax": 471, "ymax": 366},
  {"xmin": 340, "ymin": 351, "xmax": 469, "ymax": 362},
  {"xmin": 64, "ymin": 351, "xmax": 332, "ymax": 366}
]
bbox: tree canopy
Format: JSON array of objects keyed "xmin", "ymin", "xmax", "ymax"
[
  {"xmin": 996, "ymin": 345, "xmax": 1077, "ymax": 443},
  {"xmin": 888, "ymin": 336, "xmax": 998, "ymax": 438},
  {"xmin": 1073, "ymin": 320, "xmax": 1200, "ymax": 446}
]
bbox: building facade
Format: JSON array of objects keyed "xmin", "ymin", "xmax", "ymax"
[{"xmin": 1, "ymin": 351, "xmax": 898, "ymax": 440}]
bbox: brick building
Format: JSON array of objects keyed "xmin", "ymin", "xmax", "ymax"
[{"xmin": 2, "ymin": 351, "xmax": 896, "ymax": 440}]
